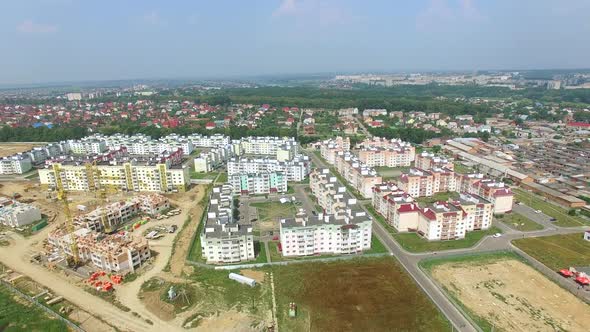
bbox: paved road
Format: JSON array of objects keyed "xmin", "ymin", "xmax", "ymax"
[{"xmin": 353, "ymin": 115, "xmax": 372, "ymax": 137}]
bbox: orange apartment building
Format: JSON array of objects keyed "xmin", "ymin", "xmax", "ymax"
[
  {"xmin": 415, "ymin": 151, "xmax": 454, "ymax": 170},
  {"xmin": 334, "ymin": 151, "xmax": 382, "ymax": 198},
  {"xmin": 356, "ymin": 138, "xmax": 415, "ymax": 167}
]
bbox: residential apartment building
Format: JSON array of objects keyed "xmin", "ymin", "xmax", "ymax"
[
  {"xmin": 451, "ymin": 193, "xmax": 493, "ymax": 232},
  {"xmin": 399, "ymin": 168, "xmax": 435, "ymax": 197},
  {"xmin": 0, "ymin": 198, "xmax": 42, "ymax": 227},
  {"xmin": 372, "ymin": 183, "xmax": 420, "ymax": 232},
  {"xmin": 356, "ymin": 138, "xmax": 415, "ymax": 168},
  {"xmin": 232, "ymin": 136, "xmax": 298, "ymax": 161},
  {"xmin": 39, "ymin": 155, "xmax": 189, "ymax": 193},
  {"xmin": 194, "ymin": 144, "xmax": 234, "ymax": 172},
  {"xmin": 454, "ymin": 173, "xmax": 514, "ymax": 213},
  {"xmin": 230, "ymin": 171, "xmax": 287, "ymax": 195},
  {"xmin": 48, "ymin": 227, "xmax": 151, "ymax": 274},
  {"xmin": 319, "ymin": 136, "xmax": 351, "ymax": 165},
  {"xmin": 333, "ymin": 151, "xmax": 382, "ymax": 198},
  {"xmin": 226, "ymin": 156, "xmax": 310, "ymax": 182},
  {"xmin": 67, "ymin": 139, "xmax": 107, "ymax": 155},
  {"xmin": 415, "ymin": 152, "xmax": 454, "ymax": 171},
  {"xmin": 418, "ymin": 201, "xmax": 466, "ymax": 240},
  {"xmin": 200, "ymin": 185, "xmax": 255, "ymax": 263},
  {"xmin": 281, "ymin": 168, "xmax": 372, "ymax": 257},
  {"xmin": 0, "ymin": 156, "xmax": 32, "ymax": 175}
]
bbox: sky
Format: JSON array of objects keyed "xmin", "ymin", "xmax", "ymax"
[{"xmin": 1, "ymin": 0, "xmax": 590, "ymax": 85}]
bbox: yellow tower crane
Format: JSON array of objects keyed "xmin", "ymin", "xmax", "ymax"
[
  {"xmin": 52, "ymin": 164, "xmax": 80, "ymax": 267},
  {"xmin": 87, "ymin": 160, "xmax": 116, "ymax": 233}
]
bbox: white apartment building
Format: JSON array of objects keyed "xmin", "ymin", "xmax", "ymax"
[
  {"xmin": 194, "ymin": 145, "xmax": 234, "ymax": 172},
  {"xmin": 187, "ymin": 133, "xmax": 230, "ymax": 148},
  {"xmin": 232, "ymin": 136, "xmax": 298, "ymax": 159},
  {"xmin": 0, "ymin": 198, "xmax": 42, "ymax": 227},
  {"xmin": 200, "ymin": 185, "xmax": 255, "ymax": 264},
  {"xmin": 67, "ymin": 139, "xmax": 107, "ymax": 155},
  {"xmin": 230, "ymin": 172, "xmax": 287, "ymax": 195},
  {"xmin": 281, "ymin": 168, "xmax": 372, "ymax": 256},
  {"xmin": 226, "ymin": 156, "xmax": 310, "ymax": 182},
  {"xmin": 0, "ymin": 156, "xmax": 32, "ymax": 175}
]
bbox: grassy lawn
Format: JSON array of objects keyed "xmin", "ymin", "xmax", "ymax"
[
  {"xmin": 187, "ymin": 213, "xmax": 206, "ymax": 263},
  {"xmin": 215, "ymin": 172, "xmax": 228, "ymax": 183},
  {"xmin": 273, "ymin": 257, "xmax": 451, "ymax": 331},
  {"xmin": 497, "ymin": 212, "xmax": 543, "ymax": 231},
  {"xmin": 393, "ymin": 226, "xmax": 502, "ymax": 253},
  {"xmin": 453, "ymin": 162, "xmax": 474, "ymax": 174},
  {"xmin": 514, "ymin": 188, "xmax": 589, "ymax": 227},
  {"xmin": 0, "ymin": 284, "xmax": 68, "ymax": 331},
  {"xmin": 250, "ymin": 201, "xmax": 297, "ymax": 223},
  {"xmin": 512, "ymin": 233, "xmax": 590, "ymax": 271},
  {"xmin": 189, "ymin": 171, "xmax": 218, "ymax": 180},
  {"xmin": 415, "ymin": 191, "xmax": 460, "ymax": 205},
  {"xmin": 365, "ymin": 235, "xmax": 389, "ymax": 254},
  {"xmin": 375, "ymin": 166, "xmax": 410, "ymax": 179}
]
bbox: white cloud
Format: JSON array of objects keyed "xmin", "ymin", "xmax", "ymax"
[{"xmin": 16, "ymin": 20, "xmax": 58, "ymax": 34}]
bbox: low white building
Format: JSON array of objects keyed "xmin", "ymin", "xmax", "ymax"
[
  {"xmin": 0, "ymin": 198, "xmax": 42, "ymax": 227},
  {"xmin": 0, "ymin": 156, "xmax": 32, "ymax": 175}
]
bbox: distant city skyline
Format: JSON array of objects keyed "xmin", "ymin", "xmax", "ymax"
[{"xmin": 2, "ymin": 0, "xmax": 590, "ymax": 85}]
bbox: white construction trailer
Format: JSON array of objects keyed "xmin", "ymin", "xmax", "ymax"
[{"xmin": 228, "ymin": 273, "xmax": 256, "ymax": 287}]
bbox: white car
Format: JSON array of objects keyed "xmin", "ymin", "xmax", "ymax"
[
  {"xmin": 493, "ymin": 233, "xmax": 502, "ymax": 238},
  {"xmin": 534, "ymin": 210, "xmax": 542, "ymax": 214}
]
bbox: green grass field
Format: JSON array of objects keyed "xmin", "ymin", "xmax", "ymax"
[
  {"xmin": 375, "ymin": 166, "xmax": 410, "ymax": 179},
  {"xmin": 415, "ymin": 191, "xmax": 460, "ymax": 205},
  {"xmin": 250, "ymin": 201, "xmax": 297, "ymax": 223},
  {"xmin": 393, "ymin": 226, "xmax": 502, "ymax": 253},
  {"xmin": 0, "ymin": 284, "xmax": 67, "ymax": 332},
  {"xmin": 273, "ymin": 257, "xmax": 451, "ymax": 331},
  {"xmin": 453, "ymin": 162, "xmax": 474, "ymax": 174},
  {"xmin": 514, "ymin": 189, "xmax": 589, "ymax": 227},
  {"xmin": 189, "ymin": 171, "xmax": 219, "ymax": 180},
  {"xmin": 512, "ymin": 233, "xmax": 590, "ymax": 271},
  {"xmin": 497, "ymin": 212, "xmax": 544, "ymax": 231}
]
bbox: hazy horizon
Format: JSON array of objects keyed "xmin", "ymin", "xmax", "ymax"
[{"xmin": 2, "ymin": 0, "xmax": 590, "ymax": 85}]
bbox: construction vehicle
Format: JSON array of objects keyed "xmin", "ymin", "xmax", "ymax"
[{"xmin": 53, "ymin": 164, "xmax": 80, "ymax": 267}]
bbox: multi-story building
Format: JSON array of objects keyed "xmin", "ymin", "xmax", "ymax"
[
  {"xmin": 38, "ymin": 151, "xmax": 189, "ymax": 193},
  {"xmin": 450, "ymin": 193, "xmax": 493, "ymax": 232},
  {"xmin": 415, "ymin": 152, "xmax": 454, "ymax": 171},
  {"xmin": 372, "ymin": 183, "xmax": 420, "ymax": 232},
  {"xmin": 399, "ymin": 168, "xmax": 435, "ymax": 197},
  {"xmin": 356, "ymin": 138, "xmax": 415, "ymax": 168},
  {"xmin": 282, "ymin": 168, "xmax": 372, "ymax": 256},
  {"xmin": 0, "ymin": 198, "xmax": 42, "ymax": 227},
  {"xmin": 194, "ymin": 145, "xmax": 234, "ymax": 172},
  {"xmin": 319, "ymin": 136, "xmax": 350, "ymax": 165},
  {"xmin": 200, "ymin": 185, "xmax": 255, "ymax": 263},
  {"xmin": 226, "ymin": 156, "xmax": 310, "ymax": 182},
  {"xmin": 232, "ymin": 136, "xmax": 298, "ymax": 160},
  {"xmin": 74, "ymin": 194, "xmax": 169, "ymax": 232},
  {"xmin": 230, "ymin": 172, "xmax": 287, "ymax": 195},
  {"xmin": 67, "ymin": 138, "xmax": 107, "ymax": 155},
  {"xmin": 0, "ymin": 156, "xmax": 32, "ymax": 175},
  {"xmin": 333, "ymin": 151, "xmax": 382, "ymax": 198},
  {"xmin": 48, "ymin": 227, "xmax": 151, "ymax": 274},
  {"xmin": 454, "ymin": 173, "xmax": 514, "ymax": 213},
  {"xmin": 418, "ymin": 201, "xmax": 466, "ymax": 241}
]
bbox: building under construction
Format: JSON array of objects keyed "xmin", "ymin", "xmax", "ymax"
[
  {"xmin": 48, "ymin": 227, "xmax": 151, "ymax": 274},
  {"xmin": 74, "ymin": 194, "xmax": 170, "ymax": 232}
]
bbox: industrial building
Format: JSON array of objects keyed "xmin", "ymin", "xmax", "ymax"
[{"xmin": 200, "ymin": 185, "xmax": 255, "ymax": 263}]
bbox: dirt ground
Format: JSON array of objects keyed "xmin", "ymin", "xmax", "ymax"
[
  {"xmin": 141, "ymin": 290, "xmax": 175, "ymax": 321},
  {"xmin": 165, "ymin": 186, "xmax": 207, "ymax": 276},
  {"xmin": 432, "ymin": 258, "xmax": 590, "ymax": 332},
  {"xmin": 0, "ymin": 143, "xmax": 43, "ymax": 158},
  {"xmin": 274, "ymin": 258, "xmax": 450, "ymax": 332},
  {"xmin": 240, "ymin": 269, "xmax": 265, "ymax": 283}
]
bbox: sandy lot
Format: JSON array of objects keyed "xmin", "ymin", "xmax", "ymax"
[
  {"xmin": 432, "ymin": 258, "xmax": 590, "ymax": 332},
  {"xmin": 0, "ymin": 143, "xmax": 43, "ymax": 158}
]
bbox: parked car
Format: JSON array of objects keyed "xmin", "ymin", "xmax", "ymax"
[
  {"xmin": 534, "ymin": 210, "xmax": 542, "ymax": 214},
  {"xmin": 493, "ymin": 233, "xmax": 502, "ymax": 238},
  {"xmin": 168, "ymin": 225, "xmax": 178, "ymax": 233},
  {"xmin": 549, "ymin": 217, "xmax": 557, "ymax": 221}
]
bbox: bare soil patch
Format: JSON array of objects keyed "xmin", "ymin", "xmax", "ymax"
[
  {"xmin": 0, "ymin": 143, "xmax": 43, "ymax": 158},
  {"xmin": 240, "ymin": 269, "xmax": 265, "ymax": 283},
  {"xmin": 432, "ymin": 258, "xmax": 590, "ymax": 332}
]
